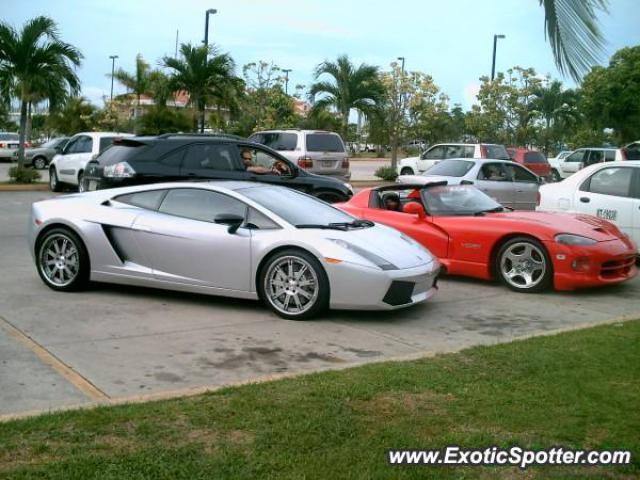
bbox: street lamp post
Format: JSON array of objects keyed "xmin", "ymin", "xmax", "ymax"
[
  {"xmin": 491, "ymin": 34, "xmax": 506, "ymax": 81},
  {"xmin": 282, "ymin": 69, "xmax": 292, "ymax": 95},
  {"xmin": 202, "ymin": 8, "xmax": 217, "ymax": 132},
  {"xmin": 109, "ymin": 55, "xmax": 118, "ymax": 103}
]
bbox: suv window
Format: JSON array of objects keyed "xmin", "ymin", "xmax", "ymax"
[
  {"xmin": 0, "ymin": 133, "xmax": 18, "ymax": 141},
  {"xmin": 251, "ymin": 132, "xmax": 298, "ymax": 151},
  {"xmin": 581, "ymin": 167, "xmax": 633, "ymax": 197},
  {"xmin": 565, "ymin": 150, "xmax": 586, "ymax": 162},
  {"xmin": 99, "ymin": 137, "xmax": 116, "ymax": 153},
  {"xmin": 183, "ymin": 144, "xmax": 238, "ymax": 171},
  {"xmin": 625, "ymin": 142, "xmax": 640, "ymax": 160},
  {"xmin": 97, "ymin": 145, "xmax": 145, "ymax": 165},
  {"xmin": 241, "ymin": 146, "xmax": 293, "ymax": 176},
  {"xmin": 114, "ymin": 189, "xmax": 167, "ymax": 210},
  {"xmin": 424, "ymin": 159, "xmax": 474, "ymax": 177},
  {"xmin": 305, "ymin": 133, "xmax": 344, "ymax": 152},
  {"xmin": 585, "ymin": 149, "xmax": 605, "ymax": 166},
  {"xmin": 484, "ymin": 145, "xmax": 510, "ymax": 160},
  {"xmin": 423, "ymin": 146, "xmax": 446, "ymax": 160},
  {"xmin": 605, "ymin": 150, "xmax": 616, "ymax": 162},
  {"xmin": 478, "ymin": 163, "xmax": 509, "ymax": 181},
  {"xmin": 159, "ymin": 188, "xmax": 247, "ymax": 222},
  {"xmin": 524, "ymin": 151, "xmax": 546, "ymax": 163},
  {"xmin": 74, "ymin": 136, "xmax": 93, "ymax": 154},
  {"xmin": 506, "ymin": 164, "xmax": 538, "ymax": 182}
]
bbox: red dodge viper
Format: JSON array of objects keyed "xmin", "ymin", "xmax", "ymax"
[{"xmin": 338, "ymin": 183, "xmax": 637, "ymax": 292}]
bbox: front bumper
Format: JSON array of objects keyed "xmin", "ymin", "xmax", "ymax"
[
  {"xmin": 325, "ymin": 260, "xmax": 440, "ymax": 310},
  {"xmin": 547, "ymin": 238, "xmax": 638, "ymax": 291}
]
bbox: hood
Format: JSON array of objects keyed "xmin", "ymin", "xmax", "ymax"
[
  {"xmin": 399, "ymin": 156, "xmax": 420, "ymax": 165},
  {"xmin": 491, "ymin": 210, "xmax": 627, "ymax": 242},
  {"xmin": 321, "ymin": 223, "xmax": 434, "ymax": 269}
]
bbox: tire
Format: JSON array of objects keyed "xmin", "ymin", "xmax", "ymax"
[
  {"xmin": 49, "ymin": 167, "xmax": 62, "ymax": 192},
  {"xmin": 551, "ymin": 169, "xmax": 561, "ymax": 182},
  {"xmin": 36, "ymin": 227, "xmax": 90, "ymax": 292},
  {"xmin": 315, "ymin": 191, "xmax": 345, "ymax": 203},
  {"xmin": 33, "ymin": 156, "xmax": 47, "ymax": 170},
  {"xmin": 258, "ymin": 249, "xmax": 329, "ymax": 320},
  {"xmin": 400, "ymin": 167, "xmax": 414, "ymax": 176},
  {"xmin": 495, "ymin": 236, "xmax": 553, "ymax": 293},
  {"xmin": 77, "ymin": 170, "xmax": 85, "ymax": 192}
]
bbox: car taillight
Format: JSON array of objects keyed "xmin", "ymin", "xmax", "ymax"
[
  {"xmin": 480, "ymin": 145, "xmax": 488, "ymax": 158},
  {"xmin": 342, "ymin": 157, "xmax": 350, "ymax": 169},
  {"xmin": 24, "ymin": 142, "xmax": 31, "ymax": 148},
  {"xmin": 0, "ymin": 143, "xmax": 6, "ymax": 148},
  {"xmin": 103, "ymin": 161, "xmax": 136, "ymax": 178},
  {"xmin": 620, "ymin": 149, "xmax": 627, "ymax": 161},
  {"xmin": 297, "ymin": 157, "xmax": 313, "ymax": 169}
]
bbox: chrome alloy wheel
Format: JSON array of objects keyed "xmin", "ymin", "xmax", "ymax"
[
  {"xmin": 39, "ymin": 233, "xmax": 80, "ymax": 287},
  {"xmin": 264, "ymin": 256, "xmax": 319, "ymax": 315},
  {"xmin": 500, "ymin": 241, "xmax": 546, "ymax": 289}
]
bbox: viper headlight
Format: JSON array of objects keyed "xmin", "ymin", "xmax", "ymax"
[
  {"xmin": 555, "ymin": 234, "xmax": 597, "ymax": 246},
  {"xmin": 328, "ymin": 238, "xmax": 397, "ymax": 270},
  {"xmin": 103, "ymin": 161, "xmax": 136, "ymax": 178}
]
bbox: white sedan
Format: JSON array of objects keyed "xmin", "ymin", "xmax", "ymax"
[{"xmin": 537, "ymin": 161, "xmax": 640, "ymax": 251}]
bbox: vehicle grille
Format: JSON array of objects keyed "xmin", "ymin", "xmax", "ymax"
[
  {"xmin": 382, "ymin": 281, "xmax": 415, "ymax": 306},
  {"xmin": 600, "ymin": 256, "xmax": 636, "ymax": 278}
]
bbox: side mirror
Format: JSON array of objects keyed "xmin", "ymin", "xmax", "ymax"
[
  {"xmin": 214, "ymin": 214, "xmax": 245, "ymax": 234},
  {"xmin": 460, "ymin": 180, "xmax": 474, "ymax": 185},
  {"xmin": 403, "ymin": 202, "xmax": 426, "ymax": 220}
]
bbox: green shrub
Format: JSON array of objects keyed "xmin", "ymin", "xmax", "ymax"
[
  {"xmin": 374, "ymin": 165, "xmax": 398, "ymax": 181},
  {"xmin": 8, "ymin": 166, "xmax": 41, "ymax": 184}
]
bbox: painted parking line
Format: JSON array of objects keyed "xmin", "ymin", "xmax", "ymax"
[{"xmin": 0, "ymin": 315, "xmax": 108, "ymax": 402}]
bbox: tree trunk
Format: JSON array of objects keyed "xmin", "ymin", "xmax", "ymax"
[
  {"xmin": 17, "ymin": 98, "xmax": 28, "ymax": 169},
  {"xmin": 26, "ymin": 102, "xmax": 33, "ymax": 143}
]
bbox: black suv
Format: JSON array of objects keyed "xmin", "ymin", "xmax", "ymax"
[{"xmin": 82, "ymin": 134, "xmax": 353, "ymax": 202}]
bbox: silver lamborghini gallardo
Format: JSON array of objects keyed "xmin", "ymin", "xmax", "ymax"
[{"xmin": 29, "ymin": 182, "xmax": 440, "ymax": 319}]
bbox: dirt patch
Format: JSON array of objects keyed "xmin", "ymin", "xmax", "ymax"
[{"xmin": 350, "ymin": 390, "xmax": 456, "ymax": 418}]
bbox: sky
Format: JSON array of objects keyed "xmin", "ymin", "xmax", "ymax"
[{"xmin": 4, "ymin": 0, "xmax": 640, "ymax": 110}]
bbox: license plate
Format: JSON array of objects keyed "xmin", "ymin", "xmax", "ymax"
[
  {"xmin": 88, "ymin": 180, "xmax": 97, "ymax": 191},
  {"xmin": 322, "ymin": 160, "xmax": 333, "ymax": 167}
]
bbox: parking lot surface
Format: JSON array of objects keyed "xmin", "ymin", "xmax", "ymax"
[{"xmin": 1, "ymin": 191, "xmax": 639, "ymax": 418}]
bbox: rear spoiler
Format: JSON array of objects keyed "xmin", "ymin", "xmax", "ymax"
[{"xmin": 112, "ymin": 138, "xmax": 149, "ymax": 147}]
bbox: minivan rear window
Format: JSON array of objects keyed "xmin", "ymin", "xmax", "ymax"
[
  {"xmin": 306, "ymin": 133, "xmax": 345, "ymax": 152},
  {"xmin": 524, "ymin": 151, "xmax": 547, "ymax": 163},
  {"xmin": 484, "ymin": 145, "xmax": 510, "ymax": 160},
  {"xmin": 251, "ymin": 133, "xmax": 298, "ymax": 151}
]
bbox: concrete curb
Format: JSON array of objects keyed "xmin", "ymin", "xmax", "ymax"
[
  {"xmin": 1, "ymin": 313, "xmax": 637, "ymax": 423},
  {"xmin": 0, "ymin": 183, "xmax": 49, "ymax": 192}
]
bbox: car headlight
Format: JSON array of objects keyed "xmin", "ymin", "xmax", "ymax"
[
  {"xmin": 328, "ymin": 238, "xmax": 397, "ymax": 270},
  {"xmin": 555, "ymin": 234, "xmax": 597, "ymax": 246},
  {"xmin": 103, "ymin": 161, "xmax": 136, "ymax": 178}
]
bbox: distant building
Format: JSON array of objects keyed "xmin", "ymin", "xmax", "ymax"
[{"xmin": 294, "ymin": 100, "xmax": 311, "ymax": 117}]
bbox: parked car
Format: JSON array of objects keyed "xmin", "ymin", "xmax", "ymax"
[
  {"xmin": 548, "ymin": 147, "xmax": 627, "ymax": 181},
  {"xmin": 402, "ymin": 140, "xmax": 426, "ymax": 151},
  {"xmin": 506, "ymin": 147, "xmax": 552, "ymax": 180},
  {"xmin": 49, "ymin": 132, "xmax": 134, "ymax": 192},
  {"xmin": 0, "ymin": 132, "xmax": 21, "ymax": 160},
  {"xmin": 29, "ymin": 182, "xmax": 439, "ymax": 319},
  {"xmin": 548, "ymin": 150, "xmax": 573, "ymax": 168},
  {"xmin": 82, "ymin": 134, "xmax": 353, "ymax": 203},
  {"xmin": 623, "ymin": 141, "xmax": 640, "ymax": 160},
  {"xmin": 14, "ymin": 137, "xmax": 69, "ymax": 169},
  {"xmin": 249, "ymin": 129, "xmax": 351, "ymax": 180},
  {"xmin": 397, "ymin": 158, "xmax": 541, "ymax": 210},
  {"xmin": 538, "ymin": 161, "xmax": 640, "ymax": 252},
  {"xmin": 396, "ymin": 143, "xmax": 510, "ymax": 176},
  {"xmin": 338, "ymin": 183, "xmax": 637, "ymax": 292}
]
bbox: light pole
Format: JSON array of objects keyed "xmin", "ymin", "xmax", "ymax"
[
  {"xmin": 109, "ymin": 55, "xmax": 118, "ymax": 103},
  {"xmin": 282, "ymin": 69, "xmax": 292, "ymax": 95},
  {"xmin": 491, "ymin": 34, "xmax": 505, "ymax": 81},
  {"xmin": 397, "ymin": 56, "xmax": 405, "ymax": 74},
  {"xmin": 202, "ymin": 8, "xmax": 217, "ymax": 132}
]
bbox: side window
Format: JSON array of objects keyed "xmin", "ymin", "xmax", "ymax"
[
  {"xmin": 586, "ymin": 150, "xmax": 604, "ymax": 166},
  {"xmin": 62, "ymin": 137, "xmax": 80, "ymax": 154},
  {"xmin": 565, "ymin": 150, "xmax": 585, "ymax": 163},
  {"xmin": 99, "ymin": 137, "xmax": 115, "ymax": 153},
  {"xmin": 581, "ymin": 168, "xmax": 633, "ymax": 198},
  {"xmin": 76, "ymin": 136, "xmax": 93, "ymax": 154},
  {"xmin": 240, "ymin": 146, "xmax": 293, "ymax": 176},
  {"xmin": 246, "ymin": 208, "xmax": 280, "ymax": 230},
  {"xmin": 507, "ymin": 164, "xmax": 538, "ymax": 183},
  {"xmin": 605, "ymin": 150, "xmax": 616, "ymax": 162},
  {"xmin": 422, "ymin": 146, "xmax": 446, "ymax": 160},
  {"xmin": 463, "ymin": 146, "xmax": 475, "ymax": 158},
  {"xmin": 160, "ymin": 147, "xmax": 186, "ymax": 167},
  {"xmin": 444, "ymin": 145, "xmax": 464, "ymax": 159},
  {"xmin": 159, "ymin": 189, "xmax": 247, "ymax": 223},
  {"xmin": 478, "ymin": 163, "xmax": 508, "ymax": 181},
  {"xmin": 114, "ymin": 189, "xmax": 167, "ymax": 210},
  {"xmin": 183, "ymin": 144, "xmax": 238, "ymax": 171}
]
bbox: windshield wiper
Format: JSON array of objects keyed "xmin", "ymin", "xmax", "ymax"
[
  {"xmin": 474, "ymin": 206, "xmax": 505, "ymax": 216},
  {"xmin": 328, "ymin": 219, "xmax": 375, "ymax": 229}
]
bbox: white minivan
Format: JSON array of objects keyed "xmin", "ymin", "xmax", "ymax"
[{"xmin": 49, "ymin": 132, "xmax": 133, "ymax": 192}]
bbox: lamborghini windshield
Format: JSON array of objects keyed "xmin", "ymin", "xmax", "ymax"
[{"xmin": 422, "ymin": 185, "xmax": 504, "ymax": 216}]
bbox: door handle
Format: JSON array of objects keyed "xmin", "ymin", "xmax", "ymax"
[{"xmin": 580, "ymin": 197, "xmax": 590, "ymax": 203}]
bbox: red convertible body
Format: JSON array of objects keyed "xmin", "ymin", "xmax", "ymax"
[{"xmin": 338, "ymin": 184, "xmax": 637, "ymax": 292}]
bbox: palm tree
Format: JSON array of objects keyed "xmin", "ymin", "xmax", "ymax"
[
  {"xmin": 112, "ymin": 53, "xmax": 151, "ymax": 119},
  {"xmin": 0, "ymin": 16, "xmax": 81, "ymax": 168},
  {"xmin": 540, "ymin": 0, "xmax": 608, "ymax": 82},
  {"xmin": 531, "ymin": 80, "xmax": 579, "ymax": 153},
  {"xmin": 163, "ymin": 43, "xmax": 238, "ymax": 132},
  {"xmin": 309, "ymin": 55, "xmax": 383, "ymax": 138}
]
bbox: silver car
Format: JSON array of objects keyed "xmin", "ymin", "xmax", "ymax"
[
  {"xmin": 0, "ymin": 132, "xmax": 20, "ymax": 160},
  {"xmin": 29, "ymin": 182, "xmax": 439, "ymax": 319},
  {"xmin": 14, "ymin": 137, "xmax": 69, "ymax": 169},
  {"xmin": 397, "ymin": 158, "xmax": 542, "ymax": 210},
  {"xmin": 249, "ymin": 130, "xmax": 351, "ymax": 180}
]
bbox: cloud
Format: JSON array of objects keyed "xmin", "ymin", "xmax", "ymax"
[{"xmin": 262, "ymin": 15, "xmax": 357, "ymax": 38}]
